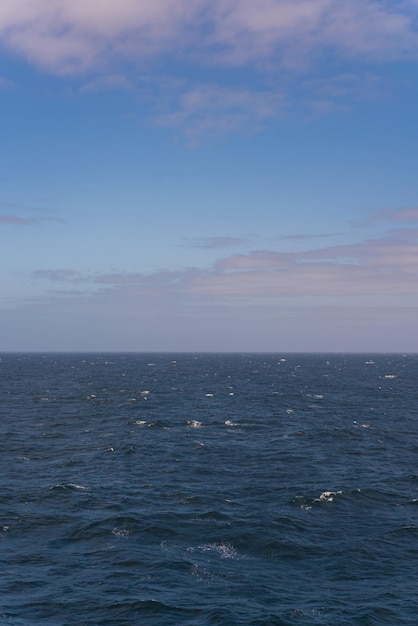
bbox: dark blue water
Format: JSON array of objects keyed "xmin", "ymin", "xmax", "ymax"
[{"xmin": 1, "ymin": 353, "xmax": 418, "ymax": 625}]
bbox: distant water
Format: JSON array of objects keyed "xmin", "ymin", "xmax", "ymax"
[{"xmin": 1, "ymin": 353, "xmax": 418, "ymax": 625}]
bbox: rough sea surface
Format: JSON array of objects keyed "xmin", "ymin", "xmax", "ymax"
[{"xmin": 1, "ymin": 353, "xmax": 418, "ymax": 625}]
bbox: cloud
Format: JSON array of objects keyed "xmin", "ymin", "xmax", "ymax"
[
  {"xmin": 206, "ymin": 0, "xmax": 418, "ymax": 69},
  {"xmin": 32, "ymin": 269, "xmax": 84, "ymax": 282},
  {"xmin": 0, "ymin": 76, "xmax": 15, "ymax": 89},
  {"xmin": 32, "ymin": 226, "xmax": 418, "ymax": 304},
  {"xmin": 281, "ymin": 232, "xmax": 340, "ymax": 241},
  {"xmin": 301, "ymin": 72, "xmax": 384, "ymax": 114},
  {"xmin": 1, "ymin": 1, "xmax": 417, "ymax": 75},
  {"xmin": 80, "ymin": 73, "xmax": 133, "ymax": 93},
  {"xmin": 153, "ymin": 83, "xmax": 285, "ymax": 138},
  {"xmin": 377, "ymin": 207, "xmax": 418, "ymax": 222},
  {"xmin": 185, "ymin": 242, "xmax": 418, "ymax": 300},
  {"xmin": 182, "ymin": 236, "xmax": 248, "ymax": 249},
  {"xmin": 2, "ymin": 1, "xmax": 417, "ymax": 137},
  {"xmin": 350, "ymin": 207, "xmax": 418, "ymax": 231},
  {"xmin": 0, "ymin": 214, "xmax": 38, "ymax": 225},
  {"xmin": 0, "ymin": 0, "xmax": 199, "ymax": 74}
]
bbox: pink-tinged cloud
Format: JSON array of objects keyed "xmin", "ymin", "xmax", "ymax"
[
  {"xmin": 0, "ymin": 0, "xmax": 200, "ymax": 74},
  {"xmin": 351, "ymin": 208, "xmax": 418, "ymax": 233},
  {"xmin": 0, "ymin": 1, "xmax": 417, "ymax": 75},
  {"xmin": 32, "ymin": 230, "xmax": 418, "ymax": 303},
  {"xmin": 378, "ymin": 208, "xmax": 418, "ymax": 222},
  {"xmin": 2, "ymin": 1, "xmax": 417, "ymax": 137},
  {"xmin": 194, "ymin": 0, "xmax": 418, "ymax": 68},
  {"xmin": 153, "ymin": 84, "xmax": 285, "ymax": 138},
  {"xmin": 0, "ymin": 214, "xmax": 38, "ymax": 225}
]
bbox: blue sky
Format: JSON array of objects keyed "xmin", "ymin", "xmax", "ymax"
[{"xmin": 1, "ymin": 0, "xmax": 418, "ymax": 352}]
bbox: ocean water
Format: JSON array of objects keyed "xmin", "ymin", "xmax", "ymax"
[{"xmin": 1, "ymin": 353, "xmax": 418, "ymax": 626}]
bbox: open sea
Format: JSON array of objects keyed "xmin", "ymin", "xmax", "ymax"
[{"xmin": 1, "ymin": 352, "xmax": 418, "ymax": 625}]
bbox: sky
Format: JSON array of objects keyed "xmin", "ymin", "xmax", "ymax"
[{"xmin": 1, "ymin": 0, "xmax": 418, "ymax": 352}]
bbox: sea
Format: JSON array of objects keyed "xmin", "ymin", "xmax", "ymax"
[{"xmin": 1, "ymin": 353, "xmax": 418, "ymax": 626}]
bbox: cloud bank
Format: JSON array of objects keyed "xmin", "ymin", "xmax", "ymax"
[
  {"xmin": 2, "ymin": 207, "xmax": 416, "ymax": 352},
  {"xmin": 31, "ymin": 208, "xmax": 418, "ymax": 303}
]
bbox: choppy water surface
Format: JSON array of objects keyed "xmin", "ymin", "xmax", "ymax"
[{"xmin": 1, "ymin": 353, "xmax": 418, "ymax": 625}]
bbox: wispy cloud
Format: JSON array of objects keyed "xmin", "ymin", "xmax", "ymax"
[
  {"xmin": 206, "ymin": 0, "xmax": 418, "ymax": 67},
  {"xmin": 301, "ymin": 72, "xmax": 384, "ymax": 114},
  {"xmin": 376, "ymin": 207, "xmax": 418, "ymax": 222},
  {"xmin": 0, "ymin": 214, "xmax": 39, "ymax": 225},
  {"xmin": 32, "ymin": 222, "xmax": 418, "ymax": 303},
  {"xmin": 350, "ymin": 207, "xmax": 418, "ymax": 231},
  {"xmin": 80, "ymin": 73, "xmax": 133, "ymax": 93},
  {"xmin": 33, "ymin": 269, "xmax": 84, "ymax": 282},
  {"xmin": 183, "ymin": 236, "xmax": 249, "ymax": 249},
  {"xmin": 281, "ymin": 232, "xmax": 341, "ymax": 241},
  {"xmin": 153, "ymin": 83, "xmax": 285, "ymax": 138},
  {"xmin": 0, "ymin": 76, "xmax": 15, "ymax": 89}
]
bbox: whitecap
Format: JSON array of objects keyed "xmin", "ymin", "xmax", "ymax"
[
  {"xmin": 188, "ymin": 543, "xmax": 239, "ymax": 559},
  {"xmin": 315, "ymin": 490, "xmax": 342, "ymax": 502},
  {"xmin": 50, "ymin": 483, "xmax": 89, "ymax": 491},
  {"xmin": 112, "ymin": 528, "xmax": 130, "ymax": 537},
  {"xmin": 187, "ymin": 420, "xmax": 203, "ymax": 428}
]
